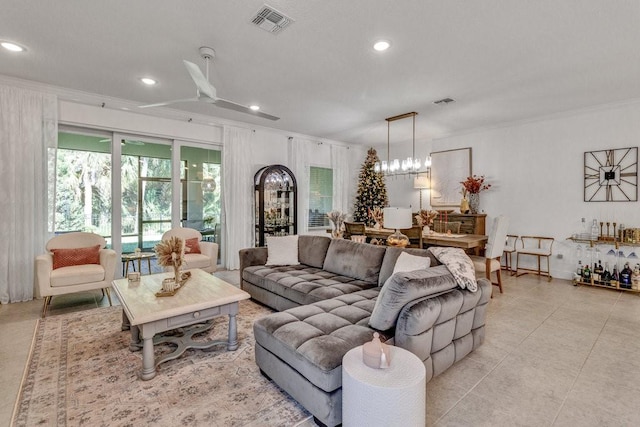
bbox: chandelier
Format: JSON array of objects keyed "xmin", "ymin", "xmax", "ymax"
[{"xmin": 374, "ymin": 112, "xmax": 431, "ymax": 175}]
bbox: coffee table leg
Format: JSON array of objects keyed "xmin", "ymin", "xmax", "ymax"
[
  {"xmin": 227, "ymin": 313, "xmax": 238, "ymax": 351},
  {"xmin": 129, "ymin": 325, "xmax": 141, "ymax": 351},
  {"xmin": 140, "ymin": 328, "xmax": 157, "ymax": 380},
  {"xmin": 121, "ymin": 310, "xmax": 131, "ymax": 331}
]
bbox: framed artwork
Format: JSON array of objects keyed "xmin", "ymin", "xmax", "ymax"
[
  {"xmin": 584, "ymin": 147, "xmax": 638, "ymax": 202},
  {"xmin": 430, "ymin": 147, "xmax": 472, "ymax": 207}
]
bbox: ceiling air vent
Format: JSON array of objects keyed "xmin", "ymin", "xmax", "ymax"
[
  {"xmin": 433, "ymin": 98, "xmax": 456, "ymax": 106},
  {"xmin": 251, "ymin": 5, "xmax": 293, "ymax": 34}
]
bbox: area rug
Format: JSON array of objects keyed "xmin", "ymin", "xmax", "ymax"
[{"xmin": 12, "ymin": 301, "xmax": 311, "ymax": 426}]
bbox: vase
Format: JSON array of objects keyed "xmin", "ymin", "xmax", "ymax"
[
  {"xmin": 174, "ymin": 265, "xmax": 182, "ymax": 283},
  {"xmin": 331, "ymin": 228, "xmax": 343, "ymax": 239},
  {"xmin": 468, "ymin": 193, "xmax": 480, "ymax": 214},
  {"xmin": 460, "ymin": 198, "xmax": 470, "ymax": 214}
]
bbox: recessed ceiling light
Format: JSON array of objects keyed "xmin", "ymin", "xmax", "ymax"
[
  {"xmin": 373, "ymin": 40, "xmax": 390, "ymax": 51},
  {"xmin": 1, "ymin": 41, "xmax": 25, "ymax": 52},
  {"xmin": 140, "ymin": 77, "xmax": 157, "ymax": 86},
  {"xmin": 249, "ymin": 105, "xmax": 260, "ymax": 111}
]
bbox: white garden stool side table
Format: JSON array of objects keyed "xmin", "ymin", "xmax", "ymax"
[{"xmin": 342, "ymin": 345, "xmax": 426, "ymax": 426}]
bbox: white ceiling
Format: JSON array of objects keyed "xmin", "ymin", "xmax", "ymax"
[{"xmin": 2, "ymin": 1, "xmax": 640, "ymax": 145}]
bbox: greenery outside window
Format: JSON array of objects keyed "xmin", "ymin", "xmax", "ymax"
[{"xmin": 308, "ymin": 166, "xmax": 333, "ymax": 228}]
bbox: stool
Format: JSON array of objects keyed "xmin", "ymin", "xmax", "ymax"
[
  {"xmin": 342, "ymin": 345, "xmax": 426, "ymax": 426},
  {"xmin": 516, "ymin": 236, "xmax": 554, "ymax": 281}
]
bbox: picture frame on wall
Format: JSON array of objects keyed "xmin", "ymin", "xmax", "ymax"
[{"xmin": 430, "ymin": 147, "xmax": 472, "ymax": 207}]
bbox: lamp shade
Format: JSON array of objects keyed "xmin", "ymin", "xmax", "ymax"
[
  {"xmin": 383, "ymin": 207, "xmax": 412, "ymax": 230},
  {"xmin": 413, "ymin": 174, "xmax": 430, "ymax": 189}
]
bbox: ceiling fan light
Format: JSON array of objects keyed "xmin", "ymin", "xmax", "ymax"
[
  {"xmin": 1, "ymin": 41, "xmax": 25, "ymax": 52},
  {"xmin": 373, "ymin": 40, "xmax": 390, "ymax": 51},
  {"xmin": 249, "ymin": 105, "xmax": 260, "ymax": 111},
  {"xmin": 140, "ymin": 77, "xmax": 157, "ymax": 86}
]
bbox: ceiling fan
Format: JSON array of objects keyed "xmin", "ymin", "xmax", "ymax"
[{"xmin": 139, "ymin": 46, "xmax": 279, "ymax": 121}]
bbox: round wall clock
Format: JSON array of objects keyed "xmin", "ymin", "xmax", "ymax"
[{"xmin": 584, "ymin": 147, "xmax": 638, "ymax": 202}]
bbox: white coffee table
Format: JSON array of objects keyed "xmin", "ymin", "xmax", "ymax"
[{"xmin": 111, "ymin": 268, "xmax": 250, "ymax": 380}]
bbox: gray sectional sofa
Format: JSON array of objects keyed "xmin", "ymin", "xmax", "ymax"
[{"xmin": 239, "ymin": 235, "xmax": 491, "ymax": 427}]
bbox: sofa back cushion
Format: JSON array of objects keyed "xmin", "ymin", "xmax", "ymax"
[
  {"xmin": 378, "ymin": 247, "xmax": 440, "ymax": 286},
  {"xmin": 323, "ymin": 239, "xmax": 387, "ymax": 284},
  {"xmin": 298, "ymin": 235, "xmax": 331, "ymax": 268},
  {"xmin": 369, "ymin": 265, "xmax": 458, "ymax": 331}
]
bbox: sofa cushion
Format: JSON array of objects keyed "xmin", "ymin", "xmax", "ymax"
[
  {"xmin": 51, "ymin": 245, "xmax": 101, "ymax": 270},
  {"xmin": 322, "ymin": 239, "xmax": 387, "ymax": 284},
  {"xmin": 298, "ymin": 235, "xmax": 331, "ymax": 268},
  {"xmin": 266, "ymin": 235, "xmax": 300, "ymax": 266},
  {"xmin": 243, "ymin": 264, "xmax": 378, "ymax": 306},
  {"xmin": 378, "ymin": 247, "xmax": 440, "ymax": 286},
  {"xmin": 369, "ymin": 265, "xmax": 458, "ymax": 331},
  {"xmin": 184, "ymin": 253, "xmax": 211, "ymax": 270},
  {"xmin": 50, "ymin": 264, "xmax": 105, "ymax": 287},
  {"xmin": 184, "ymin": 237, "xmax": 201, "ymax": 254},
  {"xmin": 393, "ymin": 252, "xmax": 431, "ymax": 274},
  {"xmin": 253, "ymin": 288, "xmax": 383, "ymax": 393}
]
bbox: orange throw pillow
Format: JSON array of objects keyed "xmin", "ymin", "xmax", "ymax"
[
  {"xmin": 184, "ymin": 237, "xmax": 201, "ymax": 254},
  {"xmin": 52, "ymin": 245, "xmax": 101, "ymax": 270}
]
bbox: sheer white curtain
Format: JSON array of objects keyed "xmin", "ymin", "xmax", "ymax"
[
  {"xmin": 330, "ymin": 144, "xmax": 350, "ymax": 215},
  {"xmin": 222, "ymin": 126, "xmax": 254, "ymax": 270},
  {"xmin": 288, "ymin": 137, "xmax": 311, "ymax": 234},
  {"xmin": 0, "ymin": 85, "xmax": 57, "ymax": 303}
]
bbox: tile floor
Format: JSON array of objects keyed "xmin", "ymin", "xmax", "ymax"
[{"xmin": 1, "ymin": 270, "xmax": 639, "ymax": 426}]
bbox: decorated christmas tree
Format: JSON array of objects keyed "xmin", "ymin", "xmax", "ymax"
[{"xmin": 353, "ymin": 148, "xmax": 388, "ymax": 226}]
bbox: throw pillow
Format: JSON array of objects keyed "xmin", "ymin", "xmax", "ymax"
[
  {"xmin": 392, "ymin": 252, "xmax": 431, "ymax": 275},
  {"xmin": 428, "ymin": 247, "xmax": 477, "ymax": 292},
  {"xmin": 184, "ymin": 237, "xmax": 201, "ymax": 254},
  {"xmin": 265, "ymin": 235, "xmax": 300, "ymax": 266},
  {"xmin": 52, "ymin": 245, "xmax": 101, "ymax": 270}
]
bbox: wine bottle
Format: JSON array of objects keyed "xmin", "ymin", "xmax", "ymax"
[
  {"xmin": 620, "ymin": 262, "xmax": 632, "ymax": 289},
  {"xmin": 602, "ymin": 262, "xmax": 611, "ymax": 286},
  {"xmin": 583, "ymin": 265, "xmax": 591, "ymax": 283},
  {"xmin": 576, "ymin": 261, "xmax": 583, "ymax": 278},
  {"xmin": 611, "ymin": 265, "xmax": 619, "ymax": 287}
]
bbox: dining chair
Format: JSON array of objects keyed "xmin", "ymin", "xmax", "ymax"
[
  {"xmin": 502, "ymin": 234, "xmax": 519, "ymax": 274},
  {"xmin": 470, "ymin": 215, "xmax": 510, "ymax": 294},
  {"xmin": 516, "ymin": 236, "xmax": 554, "ymax": 281},
  {"xmin": 344, "ymin": 221, "xmax": 366, "ymax": 241}
]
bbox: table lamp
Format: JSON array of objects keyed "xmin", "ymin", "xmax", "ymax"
[{"xmin": 383, "ymin": 207, "xmax": 412, "ymax": 247}]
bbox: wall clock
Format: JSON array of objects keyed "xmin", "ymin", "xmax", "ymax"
[{"xmin": 584, "ymin": 147, "xmax": 638, "ymax": 202}]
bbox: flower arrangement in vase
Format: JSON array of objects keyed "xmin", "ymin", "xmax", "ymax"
[
  {"xmin": 414, "ymin": 210, "xmax": 439, "ymax": 233},
  {"xmin": 155, "ymin": 236, "xmax": 184, "ymax": 291},
  {"xmin": 460, "ymin": 175, "xmax": 491, "ymax": 214},
  {"xmin": 327, "ymin": 210, "xmax": 347, "ymax": 238}
]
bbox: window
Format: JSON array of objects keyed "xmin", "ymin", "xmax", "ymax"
[
  {"xmin": 308, "ymin": 166, "xmax": 333, "ymax": 228},
  {"xmin": 55, "ymin": 132, "xmax": 112, "ymax": 244}
]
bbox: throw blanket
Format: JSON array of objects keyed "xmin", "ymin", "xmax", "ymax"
[{"xmin": 428, "ymin": 247, "xmax": 477, "ymax": 292}]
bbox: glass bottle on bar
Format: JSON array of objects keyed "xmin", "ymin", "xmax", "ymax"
[{"xmin": 602, "ymin": 262, "xmax": 611, "ymax": 286}]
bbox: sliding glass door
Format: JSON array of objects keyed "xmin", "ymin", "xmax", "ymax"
[{"xmin": 121, "ymin": 139, "xmax": 173, "ymax": 252}]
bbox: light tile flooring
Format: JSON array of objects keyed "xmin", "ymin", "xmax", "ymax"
[{"xmin": 1, "ymin": 270, "xmax": 639, "ymax": 426}]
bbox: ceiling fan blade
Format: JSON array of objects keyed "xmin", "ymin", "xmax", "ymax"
[
  {"xmin": 138, "ymin": 97, "xmax": 199, "ymax": 109},
  {"xmin": 183, "ymin": 60, "xmax": 216, "ymax": 99},
  {"xmin": 215, "ymin": 98, "xmax": 280, "ymax": 121}
]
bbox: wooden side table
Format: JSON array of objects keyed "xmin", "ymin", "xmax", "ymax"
[
  {"xmin": 342, "ymin": 345, "xmax": 426, "ymax": 426},
  {"xmin": 121, "ymin": 252, "xmax": 155, "ymax": 275}
]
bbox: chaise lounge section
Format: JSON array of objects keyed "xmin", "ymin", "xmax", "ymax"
[{"xmin": 240, "ymin": 236, "xmax": 491, "ymax": 427}]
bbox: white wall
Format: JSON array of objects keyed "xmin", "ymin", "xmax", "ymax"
[{"xmin": 390, "ymin": 100, "xmax": 640, "ymax": 279}]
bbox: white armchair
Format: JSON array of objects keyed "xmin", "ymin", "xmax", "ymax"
[
  {"xmin": 36, "ymin": 232, "xmax": 117, "ymax": 317},
  {"xmin": 161, "ymin": 227, "xmax": 218, "ymax": 273}
]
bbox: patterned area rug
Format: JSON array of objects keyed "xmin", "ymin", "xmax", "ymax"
[{"xmin": 13, "ymin": 301, "xmax": 311, "ymax": 426}]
